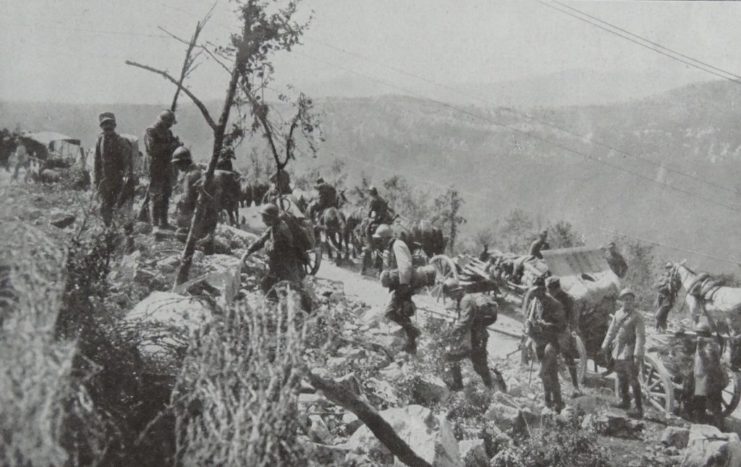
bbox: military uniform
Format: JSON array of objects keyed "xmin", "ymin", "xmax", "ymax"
[
  {"xmin": 94, "ymin": 126, "xmax": 132, "ymax": 226},
  {"xmin": 381, "ymin": 236, "xmax": 420, "ymax": 352},
  {"xmin": 602, "ymin": 304, "xmax": 645, "ymax": 415},
  {"xmin": 177, "ymin": 164, "xmax": 238, "ymax": 242},
  {"xmin": 692, "ymin": 334, "xmax": 725, "ymax": 426},
  {"xmin": 606, "ymin": 251, "xmax": 628, "ymax": 278},
  {"xmin": 529, "ymin": 238, "xmax": 550, "ymax": 259},
  {"xmin": 549, "ymin": 284, "xmax": 581, "ymax": 393},
  {"xmin": 446, "ymin": 293, "xmax": 499, "ymax": 390},
  {"xmin": 654, "ymin": 272, "xmax": 675, "ymax": 330},
  {"xmin": 247, "ymin": 218, "xmax": 304, "ymax": 295},
  {"xmin": 527, "ymin": 291, "xmax": 567, "ymax": 411},
  {"xmin": 310, "ymin": 181, "xmax": 338, "ymax": 221},
  {"xmin": 144, "ymin": 121, "xmax": 179, "ymax": 227}
]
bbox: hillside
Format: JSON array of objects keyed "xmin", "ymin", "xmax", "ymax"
[{"xmin": 4, "ymin": 79, "xmax": 741, "ymax": 271}]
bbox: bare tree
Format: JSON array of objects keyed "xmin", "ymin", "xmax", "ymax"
[{"xmin": 127, "ymin": 0, "xmax": 315, "ymax": 285}]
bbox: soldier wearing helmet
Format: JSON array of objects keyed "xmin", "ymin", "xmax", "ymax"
[
  {"xmin": 601, "ymin": 288, "xmax": 645, "ymax": 418},
  {"xmin": 375, "ymin": 224, "xmax": 420, "ymax": 353},
  {"xmin": 441, "ymin": 278, "xmax": 506, "ymax": 392},
  {"xmin": 172, "ymin": 147, "xmax": 241, "ymax": 247},
  {"xmin": 308, "ymin": 177, "xmax": 339, "ymax": 222},
  {"xmin": 526, "ymin": 275, "xmax": 567, "ymax": 412},
  {"xmin": 94, "ymin": 112, "xmax": 133, "ymax": 226},
  {"xmin": 547, "ymin": 276, "xmax": 582, "ymax": 397},
  {"xmin": 528, "ymin": 230, "xmax": 550, "ymax": 259},
  {"xmin": 243, "ymin": 202, "xmax": 305, "ymax": 300},
  {"xmin": 654, "ymin": 263, "xmax": 676, "ymax": 332},
  {"xmin": 690, "ymin": 319, "xmax": 725, "ymax": 427},
  {"xmin": 145, "ymin": 109, "xmax": 181, "ymax": 231},
  {"xmin": 604, "ymin": 241, "xmax": 628, "ymax": 278}
]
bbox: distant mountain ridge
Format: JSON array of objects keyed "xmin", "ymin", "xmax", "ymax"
[{"xmin": 3, "ymin": 78, "xmax": 741, "ymax": 271}]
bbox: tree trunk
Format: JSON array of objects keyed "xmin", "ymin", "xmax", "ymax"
[
  {"xmin": 306, "ymin": 372, "xmax": 432, "ymax": 467},
  {"xmin": 174, "ymin": 63, "xmax": 242, "ymax": 286}
]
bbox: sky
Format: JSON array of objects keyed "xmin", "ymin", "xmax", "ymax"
[{"xmin": 2, "ymin": 0, "xmax": 741, "ymax": 104}]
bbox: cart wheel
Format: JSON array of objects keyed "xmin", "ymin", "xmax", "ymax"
[
  {"xmin": 639, "ymin": 353, "xmax": 675, "ymax": 414},
  {"xmin": 429, "ymin": 255, "xmax": 459, "ymax": 301},
  {"xmin": 304, "ymin": 246, "xmax": 322, "ymax": 276},
  {"xmin": 559, "ymin": 334, "xmax": 587, "ymax": 386},
  {"xmin": 721, "ymin": 367, "xmax": 741, "ymax": 417}
]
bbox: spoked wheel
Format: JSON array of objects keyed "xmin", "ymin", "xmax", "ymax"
[
  {"xmin": 639, "ymin": 353, "xmax": 675, "ymax": 414},
  {"xmin": 304, "ymin": 246, "xmax": 322, "ymax": 276},
  {"xmin": 429, "ymin": 254, "xmax": 459, "ymax": 301},
  {"xmin": 721, "ymin": 366, "xmax": 741, "ymax": 417},
  {"xmin": 558, "ymin": 334, "xmax": 588, "ymax": 386}
]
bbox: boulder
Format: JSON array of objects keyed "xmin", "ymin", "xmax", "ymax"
[
  {"xmin": 121, "ymin": 292, "xmax": 213, "ymax": 378},
  {"xmin": 681, "ymin": 424, "xmax": 741, "ymax": 467},
  {"xmin": 346, "ymin": 405, "xmax": 462, "ymax": 467},
  {"xmin": 412, "ymin": 374, "xmax": 450, "ymax": 406},
  {"xmin": 485, "ymin": 403, "xmax": 524, "ymax": 434},
  {"xmin": 342, "ymin": 412, "xmax": 364, "ymax": 436},
  {"xmin": 49, "ymin": 211, "xmax": 75, "ymax": 228},
  {"xmin": 581, "ymin": 412, "xmax": 643, "ymax": 438},
  {"xmin": 661, "ymin": 426, "xmax": 690, "ymax": 449},
  {"xmin": 309, "ymin": 415, "xmax": 332, "ymax": 444},
  {"xmin": 178, "ymin": 254, "xmax": 241, "ymax": 308},
  {"xmin": 458, "ymin": 439, "xmax": 488, "ymax": 467},
  {"xmin": 214, "ymin": 224, "xmax": 259, "ymax": 250}
]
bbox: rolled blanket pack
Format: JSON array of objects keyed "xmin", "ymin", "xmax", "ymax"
[{"xmin": 380, "ymin": 265, "xmax": 437, "ymax": 289}]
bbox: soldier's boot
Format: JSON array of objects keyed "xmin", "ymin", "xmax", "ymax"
[
  {"xmin": 628, "ymin": 382, "xmax": 643, "ymax": 419},
  {"xmin": 158, "ymin": 202, "xmax": 175, "ymax": 231},
  {"xmin": 447, "ymin": 364, "xmax": 464, "ymax": 391},
  {"xmin": 401, "ymin": 322, "xmax": 420, "ymax": 354},
  {"xmin": 568, "ymin": 365, "xmax": 582, "ymax": 397},
  {"xmin": 491, "ymin": 369, "xmax": 508, "ymax": 393}
]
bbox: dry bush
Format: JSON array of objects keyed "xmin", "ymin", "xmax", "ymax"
[
  {"xmin": 173, "ymin": 290, "xmax": 310, "ymax": 466},
  {"xmin": 0, "ymin": 221, "xmax": 108, "ymax": 466}
]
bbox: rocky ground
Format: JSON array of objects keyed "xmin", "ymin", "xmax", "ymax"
[{"xmin": 4, "ymin": 171, "xmax": 741, "ymax": 466}]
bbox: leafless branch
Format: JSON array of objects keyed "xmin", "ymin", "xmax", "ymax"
[{"xmin": 125, "ymin": 60, "xmax": 217, "ymax": 130}]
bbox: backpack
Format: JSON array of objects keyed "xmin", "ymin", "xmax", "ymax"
[{"xmin": 278, "ymin": 211, "xmax": 313, "ymax": 264}]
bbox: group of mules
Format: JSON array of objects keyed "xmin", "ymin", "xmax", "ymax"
[{"xmin": 664, "ymin": 261, "xmax": 741, "ymax": 370}]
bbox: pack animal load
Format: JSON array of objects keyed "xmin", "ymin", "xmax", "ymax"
[{"xmin": 379, "ymin": 265, "xmax": 437, "ymax": 290}]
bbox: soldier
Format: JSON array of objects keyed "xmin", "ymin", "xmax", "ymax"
[
  {"xmin": 546, "ymin": 276, "xmax": 582, "ymax": 397},
  {"xmin": 11, "ymin": 137, "xmax": 28, "ymax": 182},
  {"xmin": 528, "ymin": 230, "xmax": 550, "ymax": 259},
  {"xmin": 441, "ymin": 278, "xmax": 506, "ymax": 392},
  {"xmin": 526, "ymin": 276, "xmax": 567, "ymax": 412},
  {"xmin": 93, "ymin": 112, "xmax": 133, "ymax": 226},
  {"xmin": 375, "ymin": 224, "xmax": 421, "ymax": 353},
  {"xmin": 691, "ymin": 320, "xmax": 725, "ymax": 428},
  {"xmin": 145, "ymin": 109, "xmax": 180, "ymax": 231},
  {"xmin": 216, "ymin": 147, "xmax": 235, "ymax": 171},
  {"xmin": 172, "ymin": 147, "xmax": 240, "ymax": 246},
  {"xmin": 263, "ymin": 170, "xmax": 306, "ymax": 219},
  {"xmin": 654, "ymin": 263, "xmax": 675, "ymax": 331},
  {"xmin": 604, "ymin": 242, "xmax": 628, "ymax": 278},
  {"xmin": 243, "ymin": 203, "xmax": 306, "ymax": 302},
  {"xmin": 309, "ymin": 177, "xmax": 338, "ymax": 222},
  {"xmin": 601, "ymin": 288, "xmax": 645, "ymax": 418}
]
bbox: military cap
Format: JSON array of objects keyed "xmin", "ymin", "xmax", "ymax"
[{"xmin": 98, "ymin": 112, "xmax": 116, "ymax": 126}]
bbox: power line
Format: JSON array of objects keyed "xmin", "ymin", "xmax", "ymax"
[
  {"xmin": 551, "ymin": 0, "xmax": 741, "ymax": 83},
  {"xmin": 306, "ymin": 36, "xmax": 741, "ymax": 197},
  {"xmin": 538, "ymin": 0, "xmax": 741, "ymax": 85},
  {"xmin": 293, "ymin": 50, "xmax": 741, "ymax": 216}
]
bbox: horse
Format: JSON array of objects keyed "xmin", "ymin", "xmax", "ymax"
[
  {"xmin": 344, "ymin": 208, "xmax": 365, "ymax": 258},
  {"xmin": 666, "ymin": 261, "xmax": 741, "ymax": 369},
  {"xmin": 240, "ymin": 180, "xmax": 270, "ymax": 207},
  {"xmin": 317, "ymin": 206, "xmax": 347, "ymax": 261}
]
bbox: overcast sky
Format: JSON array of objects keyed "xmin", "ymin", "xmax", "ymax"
[{"xmin": 2, "ymin": 0, "xmax": 739, "ymax": 104}]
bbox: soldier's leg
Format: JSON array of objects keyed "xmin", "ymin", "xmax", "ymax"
[
  {"xmin": 471, "ymin": 346, "xmax": 493, "ymax": 388},
  {"xmin": 161, "ymin": 178, "xmax": 172, "ymax": 228},
  {"xmin": 544, "ymin": 343, "xmax": 563, "ymax": 411},
  {"xmin": 99, "ymin": 189, "xmax": 115, "ymax": 227},
  {"xmin": 615, "ymin": 362, "xmax": 631, "ymax": 408},
  {"xmin": 559, "ymin": 333, "xmax": 581, "ymax": 394},
  {"xmin": 628, "ymin": 361, "xmax": 643, "ymax": 415},
  {"xmin": 446, "ymin": 362, "xmax": 464, "ymax": 391}
]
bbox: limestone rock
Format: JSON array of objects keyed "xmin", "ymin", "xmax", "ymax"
[
  {"xmin": 458, "ymin": 439, "xmax": 488, "ymax": 467},
  {"xmin": 347, "ymin": 405, "xmax": 462, "ymax": 466},
  {"xmin": 122, "ymin": 291, "xmax": 213, "ymax": 378},
  {"xmin": 485, "ymin": 403, "xmax": 523, "ymax": 434},
  {"xmin": 581, "ymin": 412, "xmax": 643, "ymax": 438},
  {"xmin": 661, "ymin": 426, "xmax": 690, "ymax": 449},
  {"xmin": 681, "ymin": 424, "xmax": 741, "ymax": 467},
  {"xmin": 49, "ymin": 211, "xmax": 75, "ymax": 228}
]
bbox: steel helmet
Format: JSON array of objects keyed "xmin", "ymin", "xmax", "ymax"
[
  {"xmin": 618, "ymin": 288, "xmax": 636, "ymax": 300},
  {"xmin": 260, "ymin": 203, "xmax": 280, "ymax": 219},
  {"xmin": 172, "ymin": 146, "xmax": 192, "ymax": 164},
  {"xmin": 695, "ymin": 319, "xmax": 712, "ymax": 335},
  {"xmin": 442, "ymin": 278, "xmax": 461, "ymax": 296},
  {"xmin": 368, "ymin": 186, "xmax": 378, "ymax": 195},
  {"xmin": 159, "ymin": 109, "xmax": 177, "ymax": 124},
  {"xmin": 372, "ymin": 224, "xmax": 393, "ymax": 240}
]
